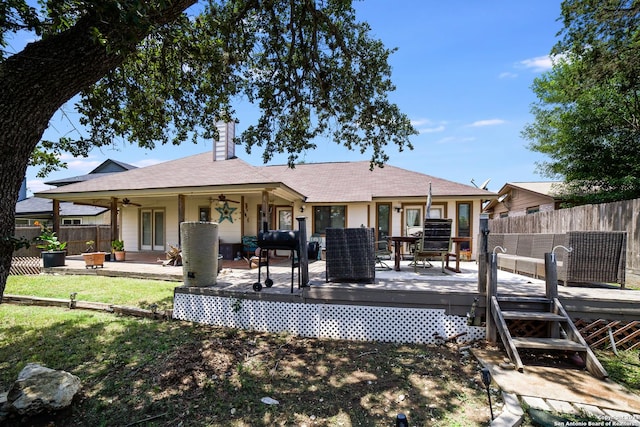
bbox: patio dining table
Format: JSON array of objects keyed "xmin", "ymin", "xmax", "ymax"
[
  {"xmin": 389, "ymin": 235, "xmax": 471, "ymax": 273},
  {"xmin": 388, "ymin": 236, "xmax": 418, "ymax": 271}
]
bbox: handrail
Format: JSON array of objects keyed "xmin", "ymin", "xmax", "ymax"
[
  {"xmin": 492, "ymin": 245, "xmax": 506, "ymax": 255},
  {"xmin": 551, "ymin": 245, "xmax": 573, "ymax": 262}
]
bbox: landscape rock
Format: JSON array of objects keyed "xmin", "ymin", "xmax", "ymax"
[{"xmin": 4, "ymin": 363, "xmax": 81, "ymax": 416}]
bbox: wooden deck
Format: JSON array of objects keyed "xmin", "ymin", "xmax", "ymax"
[{"xmin": 54, "ymin": 254, "xmax": 640, "ymax": 320}]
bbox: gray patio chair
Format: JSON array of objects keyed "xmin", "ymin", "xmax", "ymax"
[
  {"xmin": 374, "ymin": 240, "xmax": 392, "ymax": 270},
  {"xmin": 404, "ymin": 226, "xmax": 422, "ymax": 260},
  {"xmin": 413, "ymin": 218, "xmax": 453, "ymax": 273}
]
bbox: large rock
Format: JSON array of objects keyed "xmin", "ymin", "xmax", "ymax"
[{"xmin": 4, "ymin": 363, "xmax": 81, "ymax": 416}]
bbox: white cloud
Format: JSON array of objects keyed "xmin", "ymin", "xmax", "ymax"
[
  {"xmin": 468, "ymin": 119, "xmax": 506, "ymax": 127},
  {"xmin": 132, "ymin": 158, "xmax": 164, "ymax": 168},
  {"xmin": 499, "ymin": 71, "xmax": 518, "ymax": 79},
  {"xmin": 419, "ymin": 125, "xmax": 445, "ymax": 134},
  {"xmin": 411, "ymin": 118, "xmax": 433, "ymax": 127},
  {"xmin": 66, "ymin": 159, "xmax": 101, "ymax": 172},
  {"xmin": 519, "ymin": 55, "xmax": 553, "ymax": 72},
  {"xmin": 412, "ymin": 118, "xmax": 447, "ymax": 134},
  {"xmin": 435, "ymin": 136, "xmax": 476, "ymax": 145},
  {"xmin": 435, "ymin": 136, "xmax": 456, "ymax": 144},
  {"xmin": 27, "ymin": 180, "xmax": 54, "ymax": 196}
]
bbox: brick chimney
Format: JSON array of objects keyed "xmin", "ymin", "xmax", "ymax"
[{"xmin": 214, "ymin": 122, "xmax": 235, "ymax": 161}]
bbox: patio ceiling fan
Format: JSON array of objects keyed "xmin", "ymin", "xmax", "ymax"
[
  {"xmin": 216, "ymin": 194, "xmax": 240, "ymax": 204},
  {"xmin": 120, "ymin": 198, "xmax": 141, "ymax": 207}
]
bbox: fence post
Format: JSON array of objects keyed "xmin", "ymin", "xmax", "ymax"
[
  {"xmin": 544, "ymin": 252, "xmax": 559, "ymax": 301},
  {"xmin": 477, "ymin": 214, "xmax": 490, "ymax": 294},
  {"xmin": 486, "ymin": 249, "xmax": 499, "ymax": 343}
]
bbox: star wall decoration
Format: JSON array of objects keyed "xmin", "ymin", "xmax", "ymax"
[{"xmin": 215, "ymin": 201, "xmax": 236, "ymax": 223}]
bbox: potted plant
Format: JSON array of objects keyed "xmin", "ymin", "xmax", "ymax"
[
  {"xmin": 111, "ymin": 239, "xmax": 125, "ymax": 261},
  {"xmin": 82, "ymin": 240, "xmax": 106, "ymax": 269},
  {"xmin": 36, "ymin": 226, "xmax": 67, "ymax": 268}
]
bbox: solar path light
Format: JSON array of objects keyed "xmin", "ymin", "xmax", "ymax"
[{"xmin": 481, "ymin": 367, "xmax": 494, "ymax": 420}]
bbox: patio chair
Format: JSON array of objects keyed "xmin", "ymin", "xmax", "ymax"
[
  {"xmin": 248, "ymin": 247, "xmax": 268, "ymax": 269},
  {"xmin": 404, "ymin": 226, "xmax": 422, "ymax": 260},
  {"xmin": 374, "ymin": 240, "xmax": 392, "ymax": 270},
  {"xmin": 325, "ymin": 227, "xmax": 375, "ymax": 283},
  {"xmin": 413, "ymin": 218, "xmax": 453, "ymax": 273},
  {"xmin": 241, "ymin": 235, "xmax": 258, "ymax": 260}
]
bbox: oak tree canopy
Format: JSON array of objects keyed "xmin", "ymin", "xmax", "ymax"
[{"xmin": 0, "ymin": 0, "xmax": 417, "ymax": 300}]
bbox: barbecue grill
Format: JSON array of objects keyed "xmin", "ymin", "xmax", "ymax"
[{"xmin": 254, "ymin": 219, "xmax": 309, "ymax": 292}]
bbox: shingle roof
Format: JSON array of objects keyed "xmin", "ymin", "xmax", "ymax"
[
  {"xmin": 16, "ymin": 197, "xmax": 108, "ymax": 216},
  {"xmin": 37, "ymin": 153, "xmax": 494, "ymax": 201},
  {"xmin": 264, "ymin": 161, "xmax": 493, "ymax": 202},
  {"xmin": 44, "ymin": 158, "xmax": 138, "ymax": 186},
  {"xmin": 505, "ymin": 182, "xmax": 565, "ymax": 197},
  {"xmin": 39, "ymin": 155, "xmax": 279, "ymax": 194}
]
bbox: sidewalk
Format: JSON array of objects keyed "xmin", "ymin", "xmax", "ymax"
[{"xmin": 473, "ymin": 348, "xmax": 640, "ymax": 426}]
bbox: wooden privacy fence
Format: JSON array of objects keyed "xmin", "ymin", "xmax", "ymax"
[
  {"xmin": 488, "ymin": 198, "xmax": 640, "ymax": 274},
  {"xmin": 13, "ymin": 225, "xmax": 113, "ymax": 257}
]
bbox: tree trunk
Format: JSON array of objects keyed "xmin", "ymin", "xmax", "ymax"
[{"xmin": 0, "ymin": 0, "xmax": 196, "ymax": 302}]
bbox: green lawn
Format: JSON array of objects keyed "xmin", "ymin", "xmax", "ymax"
[
  {"xmin": 5, "ymin": 275, "xmax": 176, "ymax": 310},
  {"xmin": 1, "ymin": 275, "xmax": 638, "ymax": 426},
  {"xmin": 0, "ymin": 304, "xmax": 494, "ymax": 426}
]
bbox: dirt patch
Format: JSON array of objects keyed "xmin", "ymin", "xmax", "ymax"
[{"xmin": 73, "ymin": 330, "xmax": 495, "ymax": 426}]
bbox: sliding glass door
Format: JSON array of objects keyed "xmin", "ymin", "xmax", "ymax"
[{"xmin": 141, "ymin": 209, "xmax": 165, "ymax": 251}]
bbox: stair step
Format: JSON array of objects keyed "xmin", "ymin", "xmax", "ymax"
[
  {"xmin": 512, "ymin": 337, "xmax": 586, "ymax": 352},
  {"xmin": 497, "ymin": 296, "xmax": 551, "ymax": 304},
  {"xmin": 501, "ymin": 311, "xmax": 566, "ymax": 321}
]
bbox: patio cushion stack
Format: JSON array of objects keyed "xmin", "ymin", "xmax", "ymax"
[{"xmin": 325, "ymin": 228, "xmax": 375, "ymax": 283}]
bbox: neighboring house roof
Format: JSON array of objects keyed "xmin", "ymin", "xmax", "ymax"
[
  {"xmin": 503, "ymin": 182, "xmax": 565, "ymax": 196},
  {"xmin": 44, "ymin": 159, "xmax": 138, "ymax": 187},
  {"xmin": 483, "ymin": 181, "xmax": 564, "ymax": 213},
  {"xmin": 16, "ymin": 197, "xmax": 109, "ymax": 217},
  {"xmin": 91, "ymin": 159, "xmax": 137, "ymax": 173},
  {"xmin": 36, "ymin": 153, "xmax": 494, "ymax": 203},
  {"xmin": 19, "ymin": 159, "xmax": 131, "ymax": 220}
]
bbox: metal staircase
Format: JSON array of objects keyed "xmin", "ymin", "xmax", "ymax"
[{"xmin": 487, "ymin": 249, "xmax": 608, "ymax": 379}]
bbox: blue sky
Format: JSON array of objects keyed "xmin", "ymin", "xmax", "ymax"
[{"xmin": 22, "ymin": 0, "xmax": 564, "ymax": 195}]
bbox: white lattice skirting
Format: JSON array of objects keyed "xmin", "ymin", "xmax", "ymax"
[{"xmin": 173, "ymin": 293, "xmax": 485, "ymax": 344}]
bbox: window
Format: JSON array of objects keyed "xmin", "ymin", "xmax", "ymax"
[
  {"xmin": 276, "ymin": 207, "xmax": 293, "ymax": 230},
  {"xmin": 405, "ymin": 207, "xmax": 422, "ymax": 228},
  {"xmin": 376, "ymin": 203, "xmax": 390, "ymax": 240},
  {"xmin": 457, "ymin": 202, "xmax": 472, "ymax": 251},
  {"xmin": 199, "ymin": 207, "xmax": 210, "ymax": 222},
  {"xmin": 62, "ymin": 218, "xmax": 81, "ymax": 225},
  {"xmin": 427, "ymin": 204, "xmax": 444, "ymax": 219},
  {"xmin": 499, "ymin": 212, "xmax": 509, "ymax": 218},
  {"xmin": 314, "ymin": 206, "xmax": 346, "ymax": 234},
  {"xmin": 526, "ymin": 206, "xmax": 540, "ymax": 215}
]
